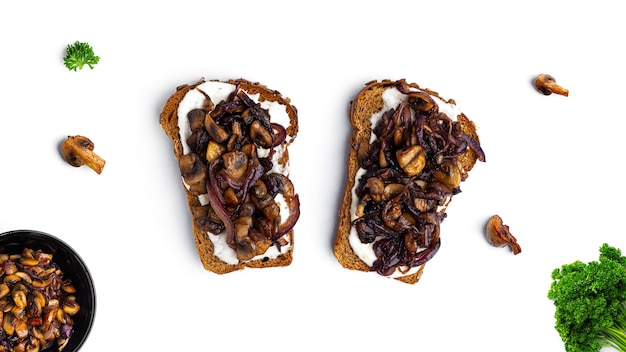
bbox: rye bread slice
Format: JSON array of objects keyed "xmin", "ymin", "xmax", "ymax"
[
  {"xmin": 334, "ymin": 79, "xmax": 483, "ymax": 284},
  {"xmin": 160, "ymin": 78, "xmax": 299, "ymax": 274}
]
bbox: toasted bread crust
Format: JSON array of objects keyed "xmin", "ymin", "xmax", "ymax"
[
  {"xmin": 334, "ymin": 79, "xmax": 481, "ymax": 284},
  {"xmin": 160, "ymin": 78, "xmax": 298, "ymax": 274}
]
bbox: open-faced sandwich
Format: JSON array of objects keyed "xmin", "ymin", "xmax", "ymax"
[
  {"xmin": 334, "ymin": 79, "xmax": 485, "ymax": 284},
  {"xmin": 160, "ymin": 78, "xmax": 300, "ymax": 274}
]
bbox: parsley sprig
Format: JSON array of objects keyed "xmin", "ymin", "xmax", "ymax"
[{"xmin": 63, "ymin": 41, "xmax": 100, "ymax": 71}]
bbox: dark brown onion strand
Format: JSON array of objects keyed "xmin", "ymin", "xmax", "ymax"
[
  {"xmin": 409, "ymin": 238, "xmax": 441, "ymax": 267},
  {"xmin": 460, "ymin": 132, "xmax": 486, "ymax": 162},
  {"xmin": 276, "ymin": 194, "xmax": 300, "ymax": 238},
  {"xmin": 207, "ymin": 160, "xmax": 235, "ymax": 247},
  {"xmin": 271, "ymin": 123, "xmax": 287, "ymax": 147},
  {"xmin": 233, "ymin": 160, "xmax": 265, "ymax": 215}
]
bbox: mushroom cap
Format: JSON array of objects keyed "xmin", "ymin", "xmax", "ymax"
[
  {"xmin": 61, "ymin": 135, "xmax": 94, "ymax": 167},
  {"xmin": 178, "ymin": 153, "xmax": 206, "ymax": 186},
  {"xmin": 222, "ymin": 151, "xmax": 249, "ymax": 182}
]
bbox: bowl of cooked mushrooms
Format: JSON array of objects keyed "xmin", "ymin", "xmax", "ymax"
[{"xmin": 0, "ymin": 229, "xmax": 96, "ymax": 352}]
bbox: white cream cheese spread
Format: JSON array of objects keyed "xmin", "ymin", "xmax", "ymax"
[
  {"xmin": 177, "ymin": 81, "xmax": 292, "ymax": 265},
  {"xmin": 348, "ymin": 86, "xmax": 462, "ymax": 278}
]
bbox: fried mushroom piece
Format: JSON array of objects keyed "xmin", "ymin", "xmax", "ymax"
[
  {"xmin": 61, "ymin": 135, "xmax": 106, "ymax": 174},
  {"xmin": 534, "ymin": 74, "xmax": 569, "ymax": 97},
  {"xmin": 179, "ymin": 153, "xmax": 206, "ymax": 188},
  {"xmin": 233, "ymin": 217, "xmax": 256, "ymax": 261},
  {"xmin": 485, "ymin": 215, "xmax": 521, "ymax": 255}
]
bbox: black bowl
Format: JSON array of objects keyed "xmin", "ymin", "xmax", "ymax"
[{"xmin": 0, "ymin": 229, "xmax": 96, "ymax": 352}]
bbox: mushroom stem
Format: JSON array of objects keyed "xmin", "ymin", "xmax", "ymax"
[{"xmin": 61, "ymin": 135, "xmax": 106, "ymax": 174}]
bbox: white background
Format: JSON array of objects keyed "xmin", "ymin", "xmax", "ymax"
[{"xmin": 1, "ymin": 1, "xmax": 624, "ymax": 351}]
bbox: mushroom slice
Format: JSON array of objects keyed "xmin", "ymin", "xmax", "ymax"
[
  {"xmin": 222, "ymin": 187, "xmax": 239, "ymax": 207},
  {"xmin": 31, "ymin": 326, "xmax": 46, "ymax": 340},
  {"xmin": 235, "ymin": 236, "xmax": 257, "ymax": 261},
  {"xmin": 251, "ymin": 179, "xmax": 268, "ymax": 199},
  {"xmin": 233, "ymin": 217, "xmax": 256, "ymax": 261},
  {"xmin": 365, "ymin": 177, "xmax": 385, "ymax": 202},
  {"xmin": 187, "ymin": 109, "xmax": 206, "ymax": 131},
  {"xmin": 16, "ymin": 318, "xmax": 29, "ymax": 339},
  {"xmin": 0, "ymin": 284, "xmax": 9, "ymax": 299},
  {"xmin": 43, "ymin": 307, "xmax": 57, "ymax": 326},
  {"xmin": 485, "ymin": 215, "xmax": 522, "ymax": 255},
  {"xmin": 61, "ymin": 279, "xmax": 76, "ymax": 294},
  {"xmin": 191, "ymin": 205, "xmax": 224, "ymax": 234},
  {"xmin": 249, "ymin": 229, "xmax": 272, "ymax": 255},
  {"xmin": 432, "ymin": 162, "xmax": 462, "ymax": 189},
  {"xmin": 26, "ymin": 340, "xmax": 40, "ymax": 352},
  {"xmin": 396, "ymin": 145, "xmax": 426, "ymax": 176},
  {"xmin": 35, "ymin": 252, "xmax": 53, "ymax": 266},
  {"xmin": 222, "ymin": 151, "xmax": 249, "ymax": 184},
  {"xmin": 204, "ymin": 114, "xmax": 229, "ymax": 143},
  {"xmin": 261, "ymin": 202, "xmax": 280, "ymax": 221},
  {"xmin": 407, "ymin": 90, "xmax": 437, "ymax": 112},
  {"xmin": 179, "ymin": 153, "xmax": 207, "ymax": 187},
  {"xmin": 56, "ymin": 307, "xmax": 67, "ymax": 323},
  {"xmin": 249, "ymin": 120, "xmax": 274, "ymax": 148},
  {"xmin": 3, "ymin": 312, "xmax": 15, "ymax": 335},
  {"xmin": 61, "ymin": 135, "xmax": 106, "ymax": 174},
  {"xmin": 12, "ymin": 290, "xmax": 27, "ymax": 310},
  {"xmin": 19, "ymin": 257, "xmax": 39, "ymax": 266},
  {"xmin": 33, "ymin": 291, "xmax": 46, "ymax": 306},
  {"xmin": 383, "ymin": 183, "xmax": 405, "ymax": 201},
  {"xmin": 14, "ymin": 272, "xmax": 32, "ymax": 284},
  {"xmin": 31, "ymin": 276, "xmax": 53, "ymax": 289},
  {"xmin": 266, "ymin": 173, "xmax": 296, "ymax": 199},
  {"xmin": 206, "ymin": 141, "xmax": 226, "ymax": 163},
  {"xmin": 2, "ymin": 274, "xmax": 21, "ymax": 285},
  {"xmin": 62, "ymin": 296, "xmax": 80, "ymax": 315}
]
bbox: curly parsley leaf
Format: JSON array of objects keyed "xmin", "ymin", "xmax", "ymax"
[{"xmin": 63, "ymin": 41, "xmax": 100, "ymax": 71}]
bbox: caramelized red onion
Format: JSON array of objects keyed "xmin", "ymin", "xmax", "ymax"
[
  {"xmin": 271, "ymin": 123, "xmax": 287, "ymax": 147},
  {"xmin": 460, "ymin": 132, "xmax": 486, "ymax": 162},
  {"xmin": 207, "ymin": 159, "xmax": 236, "ymax": 247},
  {"xmin": 277, "ymin": 194, "xmax": 300, "ymax": 238},
  {"xmin": 265, "ymin": 173, "xmax": 300, "ymax": 238},
  {"xmin": 232, "ymin": 159, "xmax": 264, "ymax": 216},
  {"xmin": 371, "ymin": 237, "xmax": 441, "ymax": 276}
]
